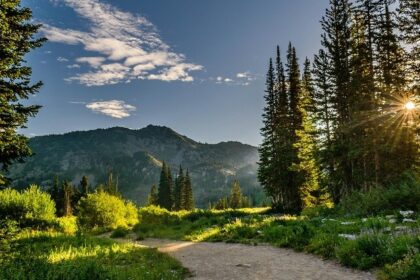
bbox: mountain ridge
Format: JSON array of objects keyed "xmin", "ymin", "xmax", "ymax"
[{"xmin": 10, "ymin": 125, "xmax": 265, "ymax": 207}]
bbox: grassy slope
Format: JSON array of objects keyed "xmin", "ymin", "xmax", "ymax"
[
  {"xmin": 0, "ymin": 231, "xmax": 188, "ymax": 280},
  {"xmin": 134, "ymin": 206, "xmax": 420, "ymax": 279}
]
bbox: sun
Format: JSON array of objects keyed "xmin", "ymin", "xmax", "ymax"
[{"xmin": 404, "ymin": 101, "xmax": 415, "ymax": 110}]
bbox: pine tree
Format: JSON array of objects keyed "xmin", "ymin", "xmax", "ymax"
[
  {"xmin": 397, "ymin": 0, "xmax": 420, "ymax": 82},
  {"xmin": 173, "ymin": 166, "xmax": 185, "ymax": 210},
  {"xmin": 148, "ymin": 184, "xmax": 158, "ymax": 206},
  {"xmin": 80, "ymin": 176, "xmax": 89, "ymax": 197},
  {"xmin": 157, "ymin": 162, "xmax": 173, "ymax": 210},
  {"xmin": 183, "ymin": 170, "xmax": 194, "ymax": 210},
  {"xmin": 285, "ymin": 43, "xmax": 303, "ymax": 213},
  {"xmin": 258, "ymin": 59, "xmax": 279, "ymax": 205},
  {"xmin": 106, "ymin": 171, "xmax": 119, "ymax": 196},
  {"xmin": 0, "ymin": 0, "xmax": 46, "ymax": 185},
  {"xmin": 293, "ymin": 58, "xmax": 332, "ymax": 209},
  {"xmin": 62, "ymin": 181, "xmax": 74, "ymax": 217},
  {"xmin": 320, "ymin": 0, "xmax": 354, "ymax": 202},
  {"xmin": 313, "ymin": 48, "xmax": 336, "ymax": 184},
  {"xmin": 273, "ymin": 46, "xmax": 295, "ymax": 212},
  {"xmin": 229, "ymin": 180, "xmax": 243, "ymax": 209}
]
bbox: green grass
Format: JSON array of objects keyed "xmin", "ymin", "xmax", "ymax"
[
  {"xmin": 135, "ymin": 206, "xmax": 420, "ymax": 279},
  {"xmin": 0, "ymin": 231, "xmax": 188, "ymax": 280}
]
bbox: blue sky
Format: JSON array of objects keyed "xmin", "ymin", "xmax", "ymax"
[{"xmin": 23, "ymin": 0, "xmax": 329, "ymax": 146}]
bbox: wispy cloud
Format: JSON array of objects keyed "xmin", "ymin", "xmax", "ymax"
[
  {"xmin": 236, "ymin": 71, "xmax": 257, "ymax": 81},
  {"xmin": 57, "ymin": 56, "xmax": 69, "ymax": 62},
  {"xmin": 67, "ymin": 64, "xmax": 80, "ymax": 69},
  {"xmin": 42, "ymin": 0, "xmax": 202, "ymax": 86},
  {"xmin": 86, "ymin": 100, "xmax": 136, "ymax": 118},
  {"xmin": 213, "ymin": 71, "xmax": 257, "ymax": 86}
]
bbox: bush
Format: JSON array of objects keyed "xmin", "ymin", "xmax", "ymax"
[
  {"xmin": 77, "ymin": 191, "xmax": 138, "ymax": 231},
  {"xmin": 378, "ymin": 253, "xmax": 420, "ymax": 280},
  {"xmin": 110, "ymin": 227, "xmax": 130, "ymax": 238},
  {"xmin": 0, "ymin": 186, "xmax": 56, "ymax": 226},
  {"xmin": 338, "ymin": 173, "xmax": 420, "ymax": 216},
  {"xmin": 54, "ymin": 216, "xmax": 78, "ymax": 235}
]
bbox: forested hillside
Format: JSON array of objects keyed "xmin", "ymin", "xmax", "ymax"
[{"xmin": 8, "ymin": 125, "xmax": 263, "ymax": 207}]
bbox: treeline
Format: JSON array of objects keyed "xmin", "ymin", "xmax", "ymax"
[
  {"xmin": 259, "ymin": 0, "xmax": 419, "ymax": 213},
  {"xmin": 49, "ymin": 172, "xmax": 119, "ymax": 217},
  {"xmin": 212, "ymin": 180, "xmax": 252, "ymax": 209},
  {"xmin": 148, "ymin": 162, "xmax": 195, "ymax": 211}
]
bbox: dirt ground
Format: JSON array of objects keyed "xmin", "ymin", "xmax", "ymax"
[{"xmin": 138, "ymin": 238, "xmax": 376, "ymax": 280}]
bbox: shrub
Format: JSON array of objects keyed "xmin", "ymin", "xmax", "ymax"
[
  {"xmin": 0, "ymin": 186, "xmax": 56, "ymax": 225},
  {"xmin": 378, "ymin": 253, "xmax": 420, "ymax": 280},
  {"xmin": 338, "ymin": 173, "xmax": 420, "ymax": 216},
  {"xmin": 77, "ymin": 191, "xmax": 138, "ymax": 231},
  {"xmin": 110, "ymin": 227, "xmax": 130, "ymax": 238},
  {"xmin": 138, "ymin": 205, "xmax": 180, "ymax": 225},
  {"xmin": 54, "ymin": 216, "xmax": 78, "ymax": 235}
]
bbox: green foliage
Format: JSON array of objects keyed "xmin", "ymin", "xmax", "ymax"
[
  {"xmin": 378, "ymin": 253, "xmax": 420, "ymax": 280},
  {"xmin": 76, "ymin": 191, "xmax": 138, "ymax": 231},
  {"xmin": 54, "ymin": 216, "xmax": 78, "ymax": 235},
  {"xmin": 0, "ymin": 186, "xmax": 56, "ymax": 225},
  {"xmin": 147, "ymin": 184, "xmax": 158, "ymax": 206},
  {"xmin": 110, "ymin": 227, "xmax": 130, "ymax": 238},
  {"xmin": 157, "ymin": 162, "xmax": 174, "ymax": 210},
  {"xmin": 0, "ymin": 0, "xmax": 45, "ymax": 184},
  {"xmin": 338, "ymin": 174, "xmax": 420, "ymax": 216},
  {"xmin": 214, "ymin": 180, "xmax": 251, "ymax": 209},
  {"xmin": 0, "ymin": 231, "xmax": 187, "ymax": 280}
]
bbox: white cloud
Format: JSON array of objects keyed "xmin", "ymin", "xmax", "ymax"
[
  {"xmin": 67, "ymin": 64, "xmax": 80, "ymax": 69},
  {"xmin": 42, "ymin": 0, "xmax": 202, "ymax": 86},
  {"xmin": 86, "ymin": 100, "xmax": 136, "ymax": 118},
  {"xmin": 57, "ymin": 56, "xmax": 69, "ymax": 62},
  {"xmin": 76, "ymin": 57, "xmax": 105, "ymax": 68},
  {"xmin": 236, "ymin": 71, "xmax": 256, "ymax": 81}
]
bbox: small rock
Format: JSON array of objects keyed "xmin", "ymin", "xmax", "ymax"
[
  {"xmin": 389, "ymin": 219, "xmax": 397, "ymax": 224},
  {"xmin": 338, "ymin": 234, "xmax": 357, "ymax": 240},
  {"xmin": 399, "ymin": 210, "xmax": 414, "ymax": 217},
  {"xmin": 403, "ymin": 218, "xmax": 415, "ymax": 223},
  {"xmin": 236, "ymin": 264, "xmax": 251, "ymax": 268},
  {"xmin": 386, "ymin": 215, "xmax": 395, "ymax": 219},
  {"xmin": 341, "ymin": 221, "xmax": 355, "ymax": 225}
]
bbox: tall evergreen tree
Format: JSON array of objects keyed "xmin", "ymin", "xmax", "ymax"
[
  {"xmin": 80, "ymin": 176, "xmax": 89, "ymax": 197},
  {"xmin": 320, "ymin": 0, "xmax": 354, "ymax": 202},
  {"xmin": 229, "ymin": 180, "xmax": 243, "ymax": 209},
  {"xmin": 148, "ymin": 184, "xmax": 158, "ymax": 206},
  {"xmin": 293, "ymin": 58, "xmax": 332, "ymax": 208},
  {"xmin": 0, "ymin": 0, "xmax": 45, "ymax": 185},
  {"xmin": 173, "ymin": 166, "xmax": 185, "ymax": 210},
  {"xmin": 157, "ymin": 162, "xmax": 173, "ymax": 210},
  {"xmin": 258, "ymin": 59, "xmax": 279, "ymax": 206},
  {"xmin": 183, "ymin": 170, "xmax": 194, "ymax": 210},
  {"xmin": 62, "ymin": 181, "xmax": 74, "ymax": 217}
]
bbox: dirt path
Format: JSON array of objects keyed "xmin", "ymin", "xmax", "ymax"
[{"xmin": 137, "ymin": 238, "xmax": 375, "ymax": 280}]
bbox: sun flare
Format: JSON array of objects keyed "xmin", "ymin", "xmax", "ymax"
[{"xmin": 404, "ymin": 101, "xmax": 415, "ymax": 110}]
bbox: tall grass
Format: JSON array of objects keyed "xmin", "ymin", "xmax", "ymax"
[{"xmin": 0, "ymin": 231, "xmax": 187, "ymax": 280}]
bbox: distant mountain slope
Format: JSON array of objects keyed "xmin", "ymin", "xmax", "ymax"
[{"xmin": 9, "ymin": 125, "xmax": 265, "ymax": 207}]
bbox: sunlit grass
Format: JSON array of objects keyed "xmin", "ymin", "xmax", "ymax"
[{"xmin": 0, "ymin": 231, "xmax": 187, "ymax": 280}]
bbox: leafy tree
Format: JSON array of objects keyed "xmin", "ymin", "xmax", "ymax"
[
  {"xmin": 147, "ymin": 184, "xmax": 158, "ymax": 206},
  {"xmin": 77, "ymin": 190, "xmax": 138, "ymax": 230},
  {"xmin": 0, "ymin": 0, "xmax": 46, "ymax": 185}
]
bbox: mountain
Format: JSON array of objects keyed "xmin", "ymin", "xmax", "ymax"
[{"xmin": 8, "ymin": 125, "xmax": 265, "ymax": 207}]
